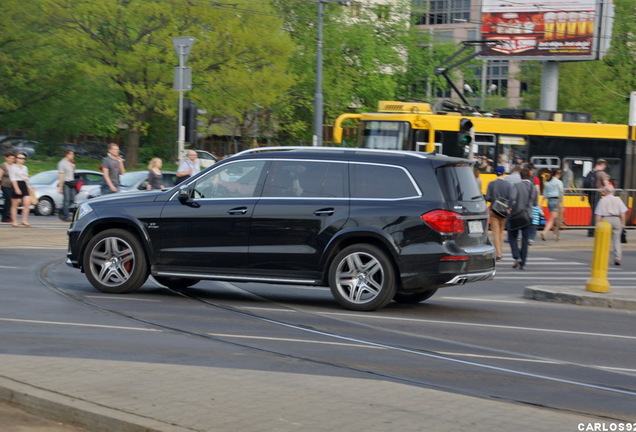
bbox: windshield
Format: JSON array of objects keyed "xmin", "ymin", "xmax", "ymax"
[
  {"xmin": 29, "ymin": 171, "xmax": 58, "ymax": 185},
  {"xmin": 360, "ymin": 121, "xmax": 411, "ymax": 150}
]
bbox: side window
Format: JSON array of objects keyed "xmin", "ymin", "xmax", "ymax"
[
  {"xmin": 262, "ymin": 161, "xmax": 346, "ymax": 198},
  {"xmin": 351, "ymin": 163, "xmax": 419, "ymax": 199},
  {"xmin": 82, "ymin": 173, "xmax": 104, "ymax": 185},
  {"xmin": 192, "ymin": 160, "xmax": 266, "ymax": 199}
]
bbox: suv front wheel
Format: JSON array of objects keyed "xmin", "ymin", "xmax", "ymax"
[
  {"xmin": 329, "ymin": 244, "xmax": 396, "ymax": 311},
  {"xmin": 83, "ymin": 229, "xmax": 149, "ymax": 294}
]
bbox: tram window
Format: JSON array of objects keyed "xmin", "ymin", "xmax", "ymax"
[
  {"xmin": 565, "ymin": 158, "xmax": 593, "ymax": 189},
  {"xmin": 604, "ymin": 158, "xmax": 622, "ymax": 188},
  {"xmin": 414, "ymin": 130, "xmax": 443, "ymax": 153},
  {"xmin": 361, "ymin": 121, "xmax": 410, "ymax": 150},
  {"xmin": 530, "ymin": 155, "xmax": 560, "ymax": 171},
  {"xmin": 497, "ymin": 135, "xmax": 528, "ymax": 173}
]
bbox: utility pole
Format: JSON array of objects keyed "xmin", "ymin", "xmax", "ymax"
[
  {"xmin": 173, "ymin": 37, "xmax": 195, "ymax": 163},
  {"xmin": 313, "ymin": 0, "xmax": 349, "ymax": 147}
]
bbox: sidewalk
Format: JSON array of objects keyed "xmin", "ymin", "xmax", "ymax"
[{"xmin": 1, "ymin": 219, "xmax": 634, "ymax": 431}]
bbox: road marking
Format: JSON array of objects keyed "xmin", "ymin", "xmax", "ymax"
[
  {"xmin": 85, "ymin": 296, "xmax": 162, "ymax": 302},
  {"xmin": 208, "ymin": 333, "xmax": 385, "ymax": 349},
  {"xmin": 319, "ymin": 313, "xmax": 636, "ymax": 340},
  {"xmin": 438, "ymin": 297, "xmax": 527, "ymax": 304},
  {"xmin": 0, "ymin": 317, "xmax": 161, "ymax": 331}
]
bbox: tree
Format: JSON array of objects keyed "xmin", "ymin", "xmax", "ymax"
[
  {"xmin": 271, "ymin": 0, "xmax": 412, "ymax": 144},
  {"xmin": 12, "ymin": 0, "xmax": 295, "ymax": 167}
]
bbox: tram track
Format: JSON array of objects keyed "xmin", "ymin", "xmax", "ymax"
[{"xmin": 39, "ymin": 258, "xmax": 636, "ymax": 421}]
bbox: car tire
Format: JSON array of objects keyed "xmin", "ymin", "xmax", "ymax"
[
  {"xmin": 153, "ymin": 276, "xmax": 200, "ymax": 290},
  {"xmin": 329, "ymin": 244, "xmax": 396, "ymax": 311},
  {"xmin": 393, "ymin": 289, "xmax": 438, "ymax": 304},
  {"xmin": 35, "ymin": 196, "xmax": 54, "ymax": 216},
  {"xmin": 83, "ymin": 229, "xmax": 148, "ymax": 294}
]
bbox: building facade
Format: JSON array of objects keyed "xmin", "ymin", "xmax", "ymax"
[{"xmin": 411, "ymin": 0, "xmax": 522, "ymax": 108}]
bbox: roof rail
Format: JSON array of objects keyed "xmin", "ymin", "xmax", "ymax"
[{"xmin": 234, "ymin": 146, "xmax": 433, "ymax": 159}]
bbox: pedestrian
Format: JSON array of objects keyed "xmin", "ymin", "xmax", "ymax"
[
  {"xmin": 505, "ymin": 164, "xmax": 522, "ymax": 185},
  {"xmin": 101, "ymin": 143, "xmax": 126, "ymax": 194},
  {"xmin": 561, "ymin": 160, "xmax": 574, "ymax": 191},
  {"xmin": 176, "ymin": 150, "xmax": 200, "ymax": 183},
  {"xmin": 0, "ymin": 152, "xmax": 16, "ymax": 223},
  {"xmin": 147, "ymin": 157, "xmax": 164, "ymax": 190},
  {"xmin": 57, "ymin": 148, "xmax": 76, "ymax": 222},
  {"xmin": 9, "ymin": 152, "xmax": 32, "ymax": 227},
  {"xmin": 507, "ymin": 167, "xmax": 537, "ymax": 270},
  {"xmin": 586, "ymin": 158, "xmax": 609, "ymax": 237},
  {"xmin": 485, "ymin": 165, "xmax": 514, "ymax": 262},
  {"xmin": 541, "ymin": 168, "xmax": 564, "ymax": 241},
  {"xmin": 594, "ymin": 184, "xmax": 628, "ymax": 266}
]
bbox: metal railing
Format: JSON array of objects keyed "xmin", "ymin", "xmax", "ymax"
[{"xmin": 546, "ymin": 188, "xmax": 635, "ymax": 228}]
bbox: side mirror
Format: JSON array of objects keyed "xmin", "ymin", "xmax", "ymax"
[{"xmin": 177, "ymin": 185, "xmax": 200, "ymax": 208}]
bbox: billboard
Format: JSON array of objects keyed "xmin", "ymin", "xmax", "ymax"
[{"xmin": 479, "ymin": 0, "xmax": 607, "ymax": 60}]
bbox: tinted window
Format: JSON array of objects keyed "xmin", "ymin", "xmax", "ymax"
[
  {"xmin": 193, "ymin": 160, "xmax": 266, "ymax": 198},
  {"xmin": 263, "ymin": 161, "xmax": 346, "ymax": 198},
  {"xmin": 351, "ymin": 163, "xmax": 418, "ymax": 199},
  {"xmin": 436, "ymin": 165, "xmax": 482, "ymax": 201}
]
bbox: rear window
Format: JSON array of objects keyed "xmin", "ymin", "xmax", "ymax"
[
  {"xmin": 351, "ymin": 163, "xmax": 419, "ymax": 199},
  {"xmin": 436, "ymin": 165, "xmax": 482, "ymax": 201}
]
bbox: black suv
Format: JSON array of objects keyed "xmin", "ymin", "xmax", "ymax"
[{"xmin": 67, "ymin": 147, "xmax": 495, "ymax": 311}]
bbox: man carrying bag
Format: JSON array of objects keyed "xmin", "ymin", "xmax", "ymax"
[{"xmin": 507, "ymin": 167, "xmax": 537, "ymax": 270}]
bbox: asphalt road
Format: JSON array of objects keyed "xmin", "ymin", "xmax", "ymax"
[{"xmin": 1, "ymin": 219, "xmax": 635, "ymax": 429}]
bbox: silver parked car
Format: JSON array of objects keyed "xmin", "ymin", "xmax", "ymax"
[{"xmin": 30, "ymin": 169, "xmax": 104, "ymax": 216}]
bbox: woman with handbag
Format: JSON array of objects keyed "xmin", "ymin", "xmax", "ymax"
[
  {"xmin": 486, "ymin": 165, "xmax": 514, "ymax": 262},
  {"xmin": 541, "ymin": 168, "xmax": 564, "ymax": 241},
  {"xmin": 8, "ymin": 152, "xmax": 32, "ymax": 227},
  {"xmin": 507, "ymin": 168, "xmax": 537, "ymax": 270}
]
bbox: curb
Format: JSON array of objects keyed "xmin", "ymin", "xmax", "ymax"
[
  {"xmin": 0, "ymin": 377, "xmax": 190, "ymax": 432},
  {"xmin": 524, "ymin": 286, "xmax": 636, "ymax": 311}
]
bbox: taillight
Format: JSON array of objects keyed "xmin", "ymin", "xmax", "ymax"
[{"xmin": 421, "ymin": 210, "xmax": 464, "ymax": 234}]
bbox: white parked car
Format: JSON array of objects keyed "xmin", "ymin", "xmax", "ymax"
[
  {"xmin": 29, "ymin": 169, "xmax": 104, "ymax": 216},
  {"xmin": 194, "ymin": 150, "xmax": 218, "ymax": 168}
]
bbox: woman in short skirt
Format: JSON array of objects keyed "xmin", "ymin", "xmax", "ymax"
[{"xmin": 9, "ymin": 152, "xmax": 32, "ymax": 227}]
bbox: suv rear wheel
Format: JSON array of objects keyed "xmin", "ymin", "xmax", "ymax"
[
  {"xmin": 329, "ymin": 244, "xmax": 396, "ymax": 311},
  {"xmin": 83, "ymin": 229, "xmax": 148, "ymax": 294}
]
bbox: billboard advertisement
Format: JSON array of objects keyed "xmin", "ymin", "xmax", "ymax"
[{"xmin": 479, "ymin": 0, "xmax": 603, "ymax": 60}]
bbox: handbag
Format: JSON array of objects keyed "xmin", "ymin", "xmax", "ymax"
[
  {"xmin": 28, "ymin": 186, "xmax": 39, "ymax": 206},
  {"xmin": 621, "ymin": 228, "xmax": 627, "ymax": 244},
  {"xmin": 491, "ymin": 197, "xmax": 509, "ymax": 218},
  {"xmin": 508, "ymin": 209, "xmax": 531, "ymax": 231}
]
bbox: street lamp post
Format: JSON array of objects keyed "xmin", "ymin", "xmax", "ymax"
[{"xmin": 173, "ymin": 37, "xmax": 195, "ymax": 162}]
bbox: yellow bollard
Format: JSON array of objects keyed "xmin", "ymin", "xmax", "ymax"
[{"xmin": 586, "ymin": 220, "xmax": 611, "ymax": 293}]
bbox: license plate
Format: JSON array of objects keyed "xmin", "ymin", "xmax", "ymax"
[{"xmin": 468, "ymin": 220, "xmax": 483, "ymax": 234}]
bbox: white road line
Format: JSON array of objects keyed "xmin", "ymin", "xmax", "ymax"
[
  {"xmin": 438, "ymin": 297, "xmax": 527, "ymax": 304},
  {"xmin": 208, "ymin": 333, "xmax": 385, "ymax": 349},
  {"xmin": 319, "ymin": 313, "xmax": 636, "ymax": 340},
  {"xmin": 84, "ymin": 296, "xmax": 162, "ymax": 302},
  {"xmin": 0, "ymin": 317, "xmax": 161, "ymax": 331}
]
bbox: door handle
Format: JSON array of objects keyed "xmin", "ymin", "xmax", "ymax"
[
  {"xmin": 228, "ymin": 207, "xmax": 248, "ymax": 215},
  {"xmin": 314, "ymin": 208, "xmax": 335, "ymax": 216}
]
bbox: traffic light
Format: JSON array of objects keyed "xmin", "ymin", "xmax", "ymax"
[
  {"xmin": 183, "ymin": 99, "xmax": 197, "ymax": 144},
  {"xmin": 183, "ymin": 99, "xmax": 208, "ymax": 145},
  {"xmin": 458, "ymin": 118, "xmax": 474, "ymax": 148}
]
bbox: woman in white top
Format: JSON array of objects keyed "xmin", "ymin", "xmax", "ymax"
[{"xmin": 9, "ymin": 152, "xmax": 32, "ymax": 227}]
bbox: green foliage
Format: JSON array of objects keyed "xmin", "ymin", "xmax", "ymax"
[{"xmin": 271, "ymin": 0, "xmax": 413, "ymax": 144}]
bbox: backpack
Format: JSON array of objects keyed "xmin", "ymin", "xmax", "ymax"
[{"xmin": 583, "ymin": 170, "xmax": 596, "ymax": 190}]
